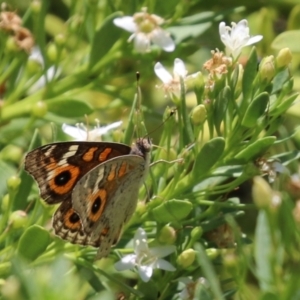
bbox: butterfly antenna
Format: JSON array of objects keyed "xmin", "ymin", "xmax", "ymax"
[{"xmin": 144, "ymin": 107, "xmax": 177, "ymax": 138}]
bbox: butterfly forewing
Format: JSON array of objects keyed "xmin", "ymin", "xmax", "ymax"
[{"xmin": 25, "ymin": 141, "xmax": 131, "ymax": 205}]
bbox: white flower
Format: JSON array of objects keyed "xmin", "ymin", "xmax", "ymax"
[
  {"xmin": 154, "ymin": 58, "xmax": 199, "ymax": 96},
  {"xmin": 62, "ymin": 120, "xmax": 122, "ymax": 141},
  {"xmin": 113, "ymin": 8, "xmax": 175, "ymax": 53},
  {"xmin": 114, "ymin": 228, "xmax": 176, "ymax": 282},
  {"xmin": 28, "ymin": 47, "xmax": 60, "ymax": 93},
  {"xmin": 219, "ymin": 19, "xmax": 263, "ymax": 58}
]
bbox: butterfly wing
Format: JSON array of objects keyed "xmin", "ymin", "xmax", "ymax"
[
  {"xmin": 24, "ymin": 141, "xmax": 131, "ymax": 205},
  {"xmin": 71, "ymin": 155, "xmax": 148, "ymax": 259}
]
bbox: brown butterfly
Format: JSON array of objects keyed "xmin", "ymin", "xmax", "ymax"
[{"xmin": 24, "ymin": 138, "xmax": 151, "ymax": 259}]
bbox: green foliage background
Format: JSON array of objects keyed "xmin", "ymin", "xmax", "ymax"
[{"xmin": 0, "ymin": 0, "xmax": 300, "ymax": 299}]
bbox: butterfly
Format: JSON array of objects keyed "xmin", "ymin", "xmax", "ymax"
[{"xmin": 24, "ymin": 138, "xmax": 151, "ymax": 259}]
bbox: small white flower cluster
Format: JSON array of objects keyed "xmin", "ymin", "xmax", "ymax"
[
  {"xmin": 114, "ymin": 8, "xmax": 175, "ymax": 53},
  {"xmin": 62, "ymin": 120, "xmax": 122, "ymax": 141},
  {"xmin": 114, "ymin": 228, "xmax": 176, "ymax": 282}
]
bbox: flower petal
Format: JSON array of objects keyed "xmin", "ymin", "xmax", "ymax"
[
  {"xmin": 88, "ymin": 121, "xmax": 123, "ymax": 140},
  {"xmin": 137, "ymin": 265, "xmax": 153, "ymax": 282},
  {"xmin": 114, "ymin": 254, "xmax": 136, "ymax": 271},
  {"xmin": 133, "ymin": 32, "xmax": 150, "ymax": 53},
  {"xmin": 62, "ymin": 123, "xmax": 87, "ymax": 140},
  {"xmin": 173, "ymin": 58, "xmax": 187, "ymax": 78},
  {"xmin": 153, "ymin": 258, "xmax": 176, "ymax": 271},
  {"xmin": 134, "ymin": 228, "xmax": 149, "ymax": 254},
  {"xmin": 113, "ymin": 17, "xmax": 137, "ymax": 32},
  {"xmin": 149, "ymin": 245, "xmax": 176, "ymax": 258},
  {"xmin": 154, "ymin": 62, "xmax": 173, "ymax": 84},
  {"xmin": 151, "ymin": 28, "xmax": 175, "ymax": 52},
  {"xmin": 245, "ymin": 35, "xmax": 263, "ymax": 46}
]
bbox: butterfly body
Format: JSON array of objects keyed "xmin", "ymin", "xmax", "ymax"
[{"xmin": 25, "ymin": 138, "xmax": 151, "ymax": 259}]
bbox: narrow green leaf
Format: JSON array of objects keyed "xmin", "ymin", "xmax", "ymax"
[
  {"xmin": 177, "ymin": 11, "xmax": 215, "ymax": 24},
  {"xmin": 234, "ymin": 136, "xmax": 276, "ymax": 163},
  {"xmin": 0, "ymin": 160, "xmax": 15, "ymax": 197},
  {"xmin": 150, "ymin": 199, "xmax": 193, "ymax": 223},
  {"xmin": 14, "ymin": 130, "xmax": 41, "ymax": 210},
  {"xmin": 195, "ymin": 243, "xmax": 224, "ymax": 300},
  {"xmin": 271, "ymin": 69, "xmax": 290, "ymax": 94},
  {"xmin": 17, "ymin": 225, "xmax": 51, "ymax": 262},
  {"xmin": 271, "ymin": 93, "xmax": 298, "ymax": 117},
  {"xmin": 241, "ymin": 92, "xmax": 269, "ymax": 127},
  {"xmin": 242, "ymin": 48, "xmax": 258, "ymax": 105},
  {"xmin": 168, "ymin": 23, "xmax": 211, "ymax": 43},
  {"xmin": 47, "ymin": 98, "xmax": 93, "ymax": 117},
  {"xmin": 192, "ymin": 137, "xmax": 225, "ymax": 179},
  {"xmin": 254, "ymin": 211, "xmax": 273, "ymax": 291},
  {"xmin": 214, "ymin": 86, "xmax": 230, "ymax": 134},
  {"xmin": 89, "ymin": 11, "xmax": 123, "ymax": 69}
]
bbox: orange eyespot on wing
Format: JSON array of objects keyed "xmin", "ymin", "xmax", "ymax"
[
  {"xmin": 87, "ymin": 189, "xmax": 107, "ymax": 224},
  {"xmin": 64, "ymin": 208, "xmax": 82, "ymax": 231},
  {"xmin": 49, "ymin": 165, "xmax": 80, "ymax": 195}
]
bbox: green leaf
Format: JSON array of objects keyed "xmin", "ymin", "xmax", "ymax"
[
  {"xmin": 14, "ymin": 130, "xmax": 41, "ymax": 210},
  {"xmin": 192, "ymin": 137, "xmax": 225, "ymax": 179},
  {"xmin": 254, "ymin": 211, "xmax": 273, "ymax": 291},
  {"xmin": 271, "ymin": 68, "xmax": 290, "ymax": 94},
  {"xmin": 0, "ymin": 160, "xmax": 15, "ymax": 196},
  {"xmin": 195, "ymin": 243, "xmax": 224, "ymax": 299},
  {"xmin": 271, "ymin": 30, "xmax": 300, "ymax": 52},
  {"xmin": 177, "ymin": 11, "xmax": 215, "ymax": 25},
  {"xmin": 17, "ymin": 225, "xmax": 51, "ymax": 261},
  {"xmin": 150, "ymin": 199, "xmax": 193, "ymax": 223},
  {"xmin": 214, "ymin": 86, "xmax": 230, "ymax": 135},
  {"xmin": 47, "ymin": 98, "xmax": 93, "ymax": 117},
  {"xmin": 234, "ymin": 136, "xmax": 276, "ymax": 163},
  {"xmin": 168, "ymin": 23, "xmax": 211, "ymax": 43},
  {"xmin": 271, "ymin": 93, "xmax": 298, "ymax": 117},
  {"xmin": 241, "ymin": 48, "xmax": 258, "ymax": 106},
  {"xmin": 89, "ymin": 11, "xmax": 123, "ymax": 69},
  {"xmin": 241, "ymin": 92, "xmax": 269, "ymax": 127}
]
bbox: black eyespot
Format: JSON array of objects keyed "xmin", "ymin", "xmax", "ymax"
[
  {"xmin": 69, "ymin": 212, "xmax": 80, "ymax": 224},
  {"xmin": 54, "ymin": 170, "xmax": 71, "ymax": 186},
  {"xmin": 91, "ymin": 196, "xmax": 101, "ymax": 214}
]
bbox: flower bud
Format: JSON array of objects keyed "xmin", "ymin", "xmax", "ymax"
[
  {"xmin": 190, "ymin": 104, "xmax": 206, "ymax": 126},
  {"xmin": 177, "ymin": 248, "xmax": 196, "ymax": 268},
  {"xmin": 252, "ymin": 176, "xmax": 272, "ymax": 208},
  {"xmin": 190, "ymin": 226, "xmax": 203, "ymax": 240},
  {"xmin": 5, "ymin": 37, "xmax": 19, "ymax": 53},
  {"xmin": 6, "ymin": 175, "xmax": 21, "ymax": 191},
  {"xmin": 0, "ymin": 145, "xmax": 23, "ymax": 164},
  {"xmin": 158, "ymin": 225, "xmax": 176, "ymax": 245},
  {"xmin": 1, "ymin": 194, "xmax": 10, "ymax": 211},
  {"xmin": 205, "ymin": 248, "xmax": 219, "ymax": 260},
  {"xmin": 26, "ymin": 58, "xmax": 43, "ymax": 75},
  {"xmin": 276, "ymin": 48, "xmax": 292, "ymax": 69},
  {"xmin": 47, "ymin": 43, "xmax": 58, "ymax": 62},
  {"xmin": 259, "ymin": 55, "xmax": 275, "ymax": 82},
  {"xmin": 30, "ymin": 0, "xmax": 41, "ymax": 13},
  {"xmin": 223, "ymin": 251, "xmax": 238, "ymax": 269},
  {"xmin": 9, "ymin": 210, "xmax": 28, "ymax": 229},
  {"xmin": 54, "ymin": 34, "xmax": 66, "ymax": 46},
  {"xmin": 31, "ymin": 101, "xmax": 48, "ymax": 118}
]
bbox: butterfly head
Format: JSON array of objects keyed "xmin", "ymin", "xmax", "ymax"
[{"xmin": 130, "ymin": 137, "xmax": 152, "ymax": 158}]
